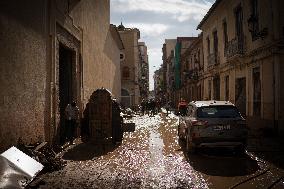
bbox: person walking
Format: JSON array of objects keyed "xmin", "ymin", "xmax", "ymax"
[
  {"xmin": 65, "ymin": 101, "xmax": 79, "ymax": 145},
  {"xmin": 165, "ymin": 101, "xmax": 171, "ymax": 116}
]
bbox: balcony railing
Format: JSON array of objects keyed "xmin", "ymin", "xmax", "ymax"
[
  {"xmin": 225, "ymin": 37, "xmax": 245, "ymax": 58},
  {"xmin": 207, "ymin": 53, "xmax": 220, "ymax": 67}
]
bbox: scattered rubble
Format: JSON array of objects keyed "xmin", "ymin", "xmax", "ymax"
[{"xmin": 17, "ymin": 142, "xmax": 67, "ymax": 174}]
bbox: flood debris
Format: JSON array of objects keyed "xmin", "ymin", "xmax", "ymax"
[
  {"xmin": 0, "ymin": 146, "xmax": 44, "ymax": 189},
  {"xmin": 17, "ymin": 142, "xmax": 67, "ymax": 173}
]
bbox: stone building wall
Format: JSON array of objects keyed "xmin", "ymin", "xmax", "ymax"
[
  {"xmin": 0, "ymin": 0, "xmax": 48, "ymax": 150},
  {"xmin": 0, "ymin": 0, "xmax": 122, "ymax": 150},
  {"xmin": 119, "ymin": 27, "xmax": 141, "ymax": 108}
]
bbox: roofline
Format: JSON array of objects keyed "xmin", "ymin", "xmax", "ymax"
[
  {"xmin": 110, "ymin": 24, "xmax": 124, "ymax": 50},
  {"xmin": 197, "ymin": 0, "xmax": 223, "ymax": 30}
]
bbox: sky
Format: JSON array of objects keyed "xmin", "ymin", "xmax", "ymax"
[{"xmin": 110, "ymin": 0, "xmax": 215, "ymax": 90}]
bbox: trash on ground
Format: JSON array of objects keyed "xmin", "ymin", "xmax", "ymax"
[{"xmin": 0, "ymin": 146, "xmax": 44, "ymax": 189}]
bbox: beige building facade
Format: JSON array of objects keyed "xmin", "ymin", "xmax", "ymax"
[
  {"xmin": 198, "ymin": 0, "xmax": 284, "ymax": 134},
  {"xmin": 138, "ymin": 42, "xmax": 149, "ymax": 101},
  {"xmin": 0, "ymin": 0, "xmax": 123, "ymax": 150},
  {"xmin": 118, "ymin": 23, "xmax": 141, "ymax": 108}
]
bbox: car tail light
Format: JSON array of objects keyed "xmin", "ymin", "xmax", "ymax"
[{"xmin": 192, "ymin": 120, "xmax": 208, "ymax": 126}]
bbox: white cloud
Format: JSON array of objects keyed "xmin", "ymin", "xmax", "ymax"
[
  {"xmin": 147, "ymin": 48, "xmax": 163, "ymax": 90},
  {"xmin": 111, "ymin": 0, "xmax": 214, "ymax": 90},
  {"xmin": 111, "ymin": 0, "xmax": 212, "ymax": 22},
  {"xmin": 126, "ymin": 23, "xmax": 169, "ymax": 37}
]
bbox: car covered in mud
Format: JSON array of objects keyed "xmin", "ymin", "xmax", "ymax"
[{"xmin": 178, "ymin": 101, "xmax": 248, "ymax": 153}]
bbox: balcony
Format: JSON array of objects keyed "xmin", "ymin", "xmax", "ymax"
[
  {"xmin": 207, "ymin": 53, "xmax": 220, "ymax": 67},
  {"xmin": 225, "ymin": 38, "xmax": 245, "ymax": 58},
  {"xmin": 183, "ymin": 69, "xmax": 199, "ymax": 81}
]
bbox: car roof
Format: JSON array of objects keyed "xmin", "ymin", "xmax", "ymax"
[{"xmin": 189, "ymin": 100, "xmax": 235, "ymax": 108}]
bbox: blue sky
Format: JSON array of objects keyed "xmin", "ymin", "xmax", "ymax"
[{"xmin": 110, "ymin": 0, "xmax": 215, "ymax": 90}]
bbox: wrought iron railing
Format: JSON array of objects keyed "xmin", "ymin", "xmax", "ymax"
[
  {"xmin": 207, "ymin": 52, "xmax": 220, "ymax": 67},
  {"xmin": 225, "ymin": 37, "xmax": 245, "ymax": 58}
]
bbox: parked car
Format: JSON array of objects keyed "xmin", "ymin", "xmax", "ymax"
[{"xmin": 178, "ymin": 101, "xmax": 248, "ymax": 153}]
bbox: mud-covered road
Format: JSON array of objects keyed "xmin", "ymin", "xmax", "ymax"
[{"xmin": 38, "ymin": 113, "xmax": 284, "ymax": 189}]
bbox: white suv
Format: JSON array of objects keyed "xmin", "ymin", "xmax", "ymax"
[{"xmin": 178, "ymin": 101, "xmax": 248, "ymax": 153}]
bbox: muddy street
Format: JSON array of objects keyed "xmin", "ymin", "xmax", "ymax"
[{"xmin": 37, "ymin": 113, "xmax": 284, "ymax": 189}]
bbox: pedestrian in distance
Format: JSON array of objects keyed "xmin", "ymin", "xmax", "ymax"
[
  {"xmin": 178, "ymin": 98, "xmax": 187, "ymax": 116},
  {"xmin": 165, "ymin": 101, "xmax": 171, "ymax": 116},
  {"xmin": 65, "ymin": 101, "xmax": 79, "ymax": 145}
]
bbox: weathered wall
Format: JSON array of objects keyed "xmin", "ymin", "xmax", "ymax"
[
  {"xmin": 199, "ymin": 0, "xmax": 284, "ymax": 133},
  {"xmin": 0, "ymin": 0, "xmax": 48, "ymax": 150},
  {"xmin": 68, "ymin": 0, "xmax": 121, "ymax": 102},
  {"xmin": 0, "ymin": 0, "xmax": 122, "ymax": 150},
  {"xmin": 119, "ymin": 29, "xmax": 140, "ymax": 107}
]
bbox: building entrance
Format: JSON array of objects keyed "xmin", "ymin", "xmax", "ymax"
[
  {"xmin": 235, "ymin": 77, "xmax": 246, "ymax": 117},
  {"xmin": 59, "ymin": 43, "xmax": 76, "ymax": 143}
]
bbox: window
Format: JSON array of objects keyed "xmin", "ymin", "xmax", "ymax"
[
  {"xmin": 223, "ymin": 20, "xmax": 228, "ymax": 49},
  {"xmin": 213, "ymin": 30, "xmax": 218, "ymax": 56},
  {"xmin": 120, "ymin": 53, "xmax": 125, "ymax": 61},
  {"xmin": 197, "ymin": 106, "xmax": 242, "ymax": 118},
  {"xmin": 225, "ymin": 75, "xmax": 229, "ymax": 101},
  {"xmin": 207, "ymin": 37, "xmax": 210, "ymax": 54},
  {"xmin": 213, "ymin": 76, "xmax": 220, "ymax": 100},
  {"xmin": 253, "ymin": 67, "xmax": 261, "ymax": 116},
  {"xmin": 208, "ymin": 80, "xmax": 212, "ymax": 100},
  {"xmin": 235, "ymin": 5, "xmax": 243, "ymax": 40},
  {"xmin": 250, "ymin": 0, "xmax": 259, "ymax": 40},
  {"xmin": 122, "ymin": 66, "xmax": 130, "ymax": 78}
]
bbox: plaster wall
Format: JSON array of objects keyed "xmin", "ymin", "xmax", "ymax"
[
  {"xmin": 0, "ymin": 0, "xmax": 48, "ymax": 150},
  {"xmin": 0, "ymin": 0, "xmax": 122, "ymax": 150}
]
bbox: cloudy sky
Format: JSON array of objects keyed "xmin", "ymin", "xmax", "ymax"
[{"xmin": 110, "ymin": 0, "xmax": 215, "ymax": 90}]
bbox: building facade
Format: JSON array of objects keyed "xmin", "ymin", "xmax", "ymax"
[
  {"xmin": 154, "ymin": 67, "xmax": 164, "ymax": 101},
  {"xmin": 117, "ymin": 23, "xmax": 141, "ymax": 108},
  {"xmin": 0, "ymin": 0, "xmax": 123, "ymax": 150},
  {"xmin": 138, "ymin": 42, "xmax": 149, "ymax": 102},
  {"xmin": 173, "ymin": 37, "xmax": 198, "ymax": 107},
  {"xmin": 180, "ymin": 34, "xmax": 204, "ymax": 103},
  {"xmin": 162, "ymin": 39, "xmax": 177, "ymax": 104},
  {"xmin": 197, "ymin": 0, "xmax": 284, "ymax": 134}
]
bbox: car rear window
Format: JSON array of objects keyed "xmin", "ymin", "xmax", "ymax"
[{"xmin": 196, "ymin": 105, "xmax": 242, "ymax": 118}]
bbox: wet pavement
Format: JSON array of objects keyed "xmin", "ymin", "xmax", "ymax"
[{"xmin": 37, "ymin": 112, "xmax": 284, "ymax": 189}]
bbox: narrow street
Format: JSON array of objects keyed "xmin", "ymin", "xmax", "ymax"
[{"xmin": 38, "ymin": 112, "xmax": 284, "ymax": 189}]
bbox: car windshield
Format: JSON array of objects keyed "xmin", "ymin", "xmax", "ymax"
[{"xmin": 197, "ymin": 105, "xmax": 242, "ymax": 118}]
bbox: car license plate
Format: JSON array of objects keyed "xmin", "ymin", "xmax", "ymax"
[{"xmin": 213, "ymin": 125, "xmax": 231, "ymax": 131}]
